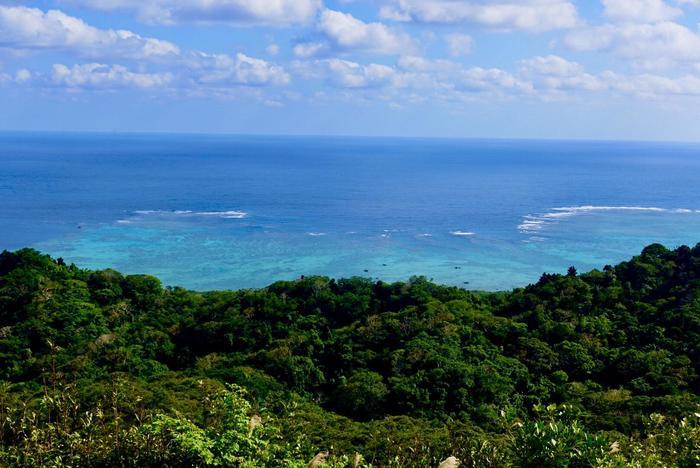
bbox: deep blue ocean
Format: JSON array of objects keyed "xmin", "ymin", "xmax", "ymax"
[{"xmin": 2, "ymin": 132, "xmax": 700, "ymax": 290}]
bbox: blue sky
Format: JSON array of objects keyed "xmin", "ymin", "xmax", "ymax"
[{"xmin": 2, "ymin": 0, "xmax": 700, "ymax": 140}]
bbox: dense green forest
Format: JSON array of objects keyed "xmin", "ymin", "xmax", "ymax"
[{"xmin": 2, "ymin": 244, "xmax": 700, "ymax": 466}]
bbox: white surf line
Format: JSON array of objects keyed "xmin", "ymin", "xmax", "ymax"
[
  {"xmin": 450, "ymin": 231, "xmax": 475, "ymax": 237},
  {"xmin": 518, "ymin": 205, "xmax": 697, "ymax": 234},
  {"xmin": 131, "ymin": 209, "xmax": 248, "ymax": 219}
]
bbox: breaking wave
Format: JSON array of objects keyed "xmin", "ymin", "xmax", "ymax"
[
  {"xmin": 132, "ymin": 210, "xmax": 247, "ymax": 219},
  {"xmin": 518, "ymin": 205, "xmax": 697, "ymax": 234},
  {"xmin": 450, "ymin": 231, "xmax": 475, "ymax": 237}
]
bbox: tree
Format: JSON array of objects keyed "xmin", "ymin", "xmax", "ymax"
[{"xmin": 333, "ymin": 370, "xmax": 388, "ymax": 418}]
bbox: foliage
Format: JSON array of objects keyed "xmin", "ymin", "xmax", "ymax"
[{"xmin": 2, "ymin": 244, "xmax": 700, "ymax": 465}]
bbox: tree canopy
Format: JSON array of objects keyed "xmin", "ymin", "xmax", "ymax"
[{"xmin": 2, "ymin": 244, "xmax": 700, "ymax": 466}]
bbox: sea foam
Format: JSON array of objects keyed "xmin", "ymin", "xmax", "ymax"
[
  {"xmin": 132, "ymin": 210, "xmax": 247, "ymax": 219},
  {"xmin": 518, "ymin": 205, "xmax": 697, "ymax": 234},
  {"xmin": 450, "ymin": 231, "xmax": 475, "ymax": 237}
]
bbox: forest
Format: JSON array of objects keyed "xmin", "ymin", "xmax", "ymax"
[{"xmin": 2, "ymin": 243, "xmax": 700, "ymax": 466}]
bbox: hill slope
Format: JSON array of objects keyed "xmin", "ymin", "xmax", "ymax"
[{"xmin": 2, "ymin": 244, "xmax": 700, "ymax": 466}]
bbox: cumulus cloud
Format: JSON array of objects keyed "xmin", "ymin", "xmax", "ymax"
[
  {"xmin": 294, "ymin": 9, "xmax": 415, "ymax": 57},
  {"xmin": 564, "ymin": 21, "xmax": 700, "ymax": 68},
  {"xmin": 396, "ymin": 55, "xmax": 532, "ymax": 94},
  {"xmin": 51, "ymin": 63, "xmax": 173, "ymax": 89},
  {"xmin": 516, "ymin": 55, "xmax": 700, "ymax": 99},
  {"xmin": 296, "ymin": 54, "xmax": 531, "ymax": 96},
  {"xmin": 293, "ymin": 42, "xmax": 328, "ymax": 59},
  {"xmin": 520, "ymin": 55, "xmax": 585, "ymax": 76},
  {"xmin": 193, "ymin": 52, "xmax": 290, "ymax": 86},
  {"xmin": 445, "ymin": 33, "xmax": 473, "ymax": 57},
  {"xmin": 379, "ymin": 0, "xmax": 578, "ymax": 32},
  {"xmin": 602, "ymin": 71, "xmax": 700, "ymax": 97},
  {"xmin": 320, "ymin": 10, "xmax": 413, "ymax": 54},
  {"xmin": 325, "ymin": 60, "xmax": 398, "ymax": 88},
  {"xmin": 519, "ymin": 55, "xmax": 604, "ymax": 93},
  {"xmin": 15, "ymin": 69, "xmax": 33, "ymax": 83},
  {"xmin": 10, "ymin": 53, "xmax": 289, "ymax": 92},
  {"xmin": 453, "ymin": 67, "xmax": 531, "ymax": 93},
  {"xmin": 265, "ymin": 44, "xmax": 280, "ymax": 56},
  {"xmin": 0, "ymin": 5, "xmax": 291, "ymax": 92},
  {"xmin": 393, "ymin": 53, "xmax": 700, "ymax": 100},
  {"xmin": 0, "ymin": 63, "xmax": 34, "ymax": 85},
  {"xmin": 294, "ymin": 53, "xmax": 533, "ymax": 100},
  {"xmin": 64, "ymin": 0, "xmax": 322, "ymax": 25},
  {"xmin": 293, "ymin": 54, "xmax": 700, "ymax": 99},
  {"xmin": 0, "ymin": 6, "xmax": 179, "ymax": 59},
  {"xmin": 602, "ymin": 0, "xmax": 682, "ymax": 23},
  {"xmin": 396, "ymin": 55, "xmax": 451, "ymax": 72},
  {"xmin": 293, "ymin": 58, "xmax": 401, "ymax": 88},
  {"xmin": 6, "ymin": 1, "xmax": 700, "ymax": 107}
]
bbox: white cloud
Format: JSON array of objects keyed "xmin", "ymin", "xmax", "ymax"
[
  {"xmin": 9, "ymin": 53, "xmax": 289, "ymax": 92},
  {"xmin": 305, "ymin": 54, "xmax": 534, "ymax": 99},
  {"xmin": 19, "ymin": 54, "xmax": 289, "ymax": 91},
  {"xmin": 295, "ymin": 9, "xmax": 415, "ymax": 57},
  {"xmin": 266, "ymin": 43, "xmax": 280, "ymax": 56},
  {"xmin": 397, "ymin": 55, "xmax": 532, "ymax": 94},
  {"xmin": 51, "ymin": 63, "xmax": 173, "ymax": 89},
  {"xmin": 293, "ymin": 42, "xmax": 328, "ymax": 59},
  {"xmin": 64, "ymin": 0, "xmax": 322, "ymax": 25},
  {"xmin": 319, "ymin": 10, "xmax": 413, "ymax": 54},
  {"xmin": 379, "ymin": 0, "xmax": 578, "ymax": 32},
  {"xmin": 192, "ymin": 52, "xmax": 290, "ymax": 86},
  {"xmin": 520, "ymin": 55, "xmax": 585, "ymax": 77},
  {"xmin": 517, "ymin": 55, "xmax": 700, "ymax": 98},
  {"xmin": 294, "ymin": 58, "xmax": 400, "ymax": 88},
  {"xmin": 327, "ymin": 60, "xmax": 397, "ymax": 88},
  {"xmin": 397, "ymin": 55, "xmax": 456, "ymax": 73},
  {"xmin": 7, "ymin": 2, "xmax": 700, "ymax": 106},
  {"xmin": 602, "ymin": 0, "xmax": 681, "ymax": 23},
  {"xmin": 15, "ymin": 69, "xmax": 33, "ymax": 83},
  {"xmin": 395, "ymin": 53, "xmax": 700, "ymax": 100},
  {"xmin": 396, "ymin": 55, "xmax": 437, "ymax": 72},
  {"xmin": 0, "ymin": 6, "xmax": 179, "ymax": 59},
  {"xmin": 0, "ymin": 5, "xmax": 292, "ymax": 92},
  {"xmin": 602, "ymin": 71, "xmax": 700, "ymax": 97},
  {"xmin": 445, "ymin": 33, "xmax": 473, "ymax": 57},
  {"xmin": 565, "ymin": 21, "xmax": 700, "ymax": 68},
  {"xmin": 520, "ymin": 55, "xmax": 604, "ymax": 93},
  {"xmin": 453, "ymin": 67, "xmax": 532, "ymax": 93},
  {"xmin": 0, "ymin": 64, "xmax": 33, "ymax": 85}
]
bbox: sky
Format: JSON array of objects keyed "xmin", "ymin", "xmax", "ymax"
[{"xmin": 2, "ymin": 0, "xmax": 700, "ymax": 140}]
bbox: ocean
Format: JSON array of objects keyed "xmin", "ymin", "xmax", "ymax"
[{"xmin": 2, "ymin": 132, "xmax": 700, "ymax": 291}]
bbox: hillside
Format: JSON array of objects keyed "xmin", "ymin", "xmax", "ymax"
[{"xmin": 2, "ymin": 244, "xmax": 700, "ymax": 466}]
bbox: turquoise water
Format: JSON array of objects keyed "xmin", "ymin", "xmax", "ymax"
[{"xmin": 2, "ymin": 132, "xmax": 700, "ymax": 290}]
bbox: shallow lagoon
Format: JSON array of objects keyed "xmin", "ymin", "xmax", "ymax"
[{"xmin": 2, "ymin": 133, "xmax": 700, "ymax": 290}]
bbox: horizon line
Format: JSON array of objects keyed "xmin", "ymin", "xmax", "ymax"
[{"xmin": 0, "ymin": 129, "xmax": 699, "ymax": 146}]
